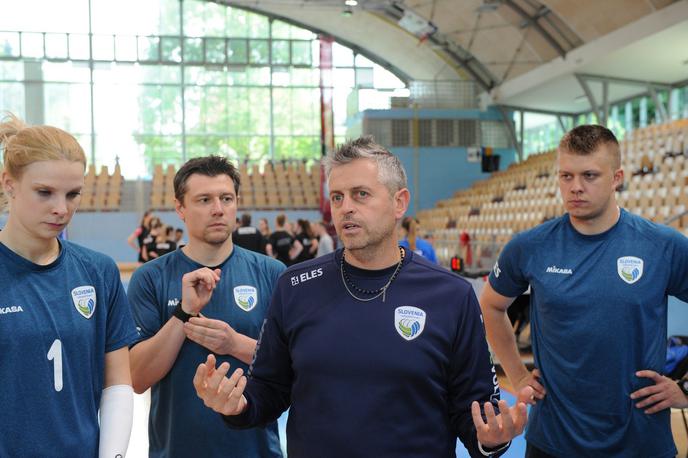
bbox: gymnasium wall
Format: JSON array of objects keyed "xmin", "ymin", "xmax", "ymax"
[{"xmin": 65, "ymin": 210, "xmax": 322, "ymax": 263}]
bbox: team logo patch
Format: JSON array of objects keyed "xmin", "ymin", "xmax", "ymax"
[
  {"xmin": 71, "ymin": 286, "xmax": 96, "ymax": 319},
  {"xmin": 617, "ymin": 256, "xmax": 643, "ymax": 284},
  {"xmin": 394, "ymin": 306, "xmax": 426, "ymax": 341},
  {"xmin": 233, "ymin": 285, "xmax": 258, "ymax": 312}
]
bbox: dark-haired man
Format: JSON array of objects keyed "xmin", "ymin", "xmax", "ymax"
[
  {"xmin": 193, "ymin": 137, "xmax": 530, "ymax": 457},
  {"xmin": 233, "ymin": 213, "xmax": 268, "ymax": 254},
  {"xmin": 480, "ymin": 125, "xmax": 688, "ymax": 457},
  {"xmin": 268, "ymin": 213, "xmax": 302, "ymax": 266},
  {"xmin": 128, "ymin": 156, "xmax": 285, "ymax": 457}
]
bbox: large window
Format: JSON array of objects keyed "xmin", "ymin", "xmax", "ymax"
[
  {"xmin": 515, "ymin": 85, "xmax": 688, "ymax": 158},
  {"xmin": 0, "ymin": 0, "xmax": 407, "ymax": 178}
]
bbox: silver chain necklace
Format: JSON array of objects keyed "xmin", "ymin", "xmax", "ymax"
[{"xmin": 340, "ymin": 247, "xmax": 405, "ymax": 303}]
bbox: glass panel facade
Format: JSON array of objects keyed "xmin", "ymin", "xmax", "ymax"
[{"xmin": 0, "ymin": 0, "xmax": 407, "ymax": 178}]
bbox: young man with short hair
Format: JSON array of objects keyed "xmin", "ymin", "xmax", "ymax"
[{"xmin": 480, "ymin": 125, "xmax": 688, "ymax": 457}]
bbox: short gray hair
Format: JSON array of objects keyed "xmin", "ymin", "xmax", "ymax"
[{"xmin": 322, "ymin": 136, "xmax": 407, "ymax": 195}]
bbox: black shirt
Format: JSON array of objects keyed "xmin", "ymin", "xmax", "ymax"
[
  {"xmin": 232, "ymin": 226, "xmax": 267, "ymax": 255},
  {"xmin": 268, "ymin": 230, "xmax": 295, "ymax": 266},
  {"xmin": 295, "ymin": 233, "xmax": 315, "ymax": 263}
]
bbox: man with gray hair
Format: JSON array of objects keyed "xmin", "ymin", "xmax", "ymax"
[{"xmin": 193, "ymin": 136, "xmax": 530, "ymax": 457}]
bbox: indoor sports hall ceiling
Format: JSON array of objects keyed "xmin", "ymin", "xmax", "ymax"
[{"xmin": 217, "ymin": 0, "xmax": 688, "ymax": 113}]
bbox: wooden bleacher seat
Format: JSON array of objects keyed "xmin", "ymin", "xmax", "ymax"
[{"xmin": 422, "ymin": 119, "xmax": 688, "ymax": 269}]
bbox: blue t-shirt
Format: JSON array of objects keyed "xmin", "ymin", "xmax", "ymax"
[
  {"xmin": 0, "ymin": 240, "xmax": 137, "ymax": 457},
  {"xmin": 128, "ymin": 246, "xmax": 285, "ymax": 458},
  {"xmin": 489, "ymin": 209, "xmax": 688, "ymax": 457},
  {"xmin": 226, "ymin": 248, "xmax": 506, "ymax": 458},
  {"xmin": 399, "ymin": 237, "xmax": 438, "ymax": 264}
]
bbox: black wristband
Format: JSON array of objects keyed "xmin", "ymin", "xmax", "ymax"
[
  {"xmin": 678, "ymin": 379, "xmax": 688, "ymax": 397},
  {"xmin": 172, "ymin": 302, "xmax": 196, "ymax": 323}
]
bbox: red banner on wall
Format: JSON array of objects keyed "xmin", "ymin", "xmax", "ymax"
[{"xmin": 319, "ymin": 36, "xmax": 335, "ymax": 221}]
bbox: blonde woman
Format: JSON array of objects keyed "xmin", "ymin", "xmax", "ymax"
[{"xmin": 0, "ymin": 114, "xmax": 137, "ymax": 457}]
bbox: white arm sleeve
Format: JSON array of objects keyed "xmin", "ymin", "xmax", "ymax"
[{"xmin": 99, "ymin": 384, "xmax": 134, "ymax": 458}]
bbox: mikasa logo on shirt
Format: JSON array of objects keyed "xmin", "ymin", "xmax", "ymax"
[
  {"xmin": 0, "ymin": 305, "xmax": 23, "ymax": 315},
  {"xmin": 545, "ymin": 266, "xmax": 573, "ymax": 275}
]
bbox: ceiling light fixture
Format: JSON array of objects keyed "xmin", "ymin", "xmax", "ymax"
[
  {"xmin": 398, "ymin": 9, "xmax": 437, "ymax": 37},
  {"xmin": 345, "ymin": 0, "xmax": 358, "ymax": 6}
]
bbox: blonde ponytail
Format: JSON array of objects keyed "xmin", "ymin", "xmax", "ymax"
[{"xmin": 1, "ymin": 112, "xmax": 86, "ymax": 180}]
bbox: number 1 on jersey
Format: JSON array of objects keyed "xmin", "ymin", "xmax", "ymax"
[{"xmin": 47, "ymin": 339, "xmax": 63, "ymax": 392}]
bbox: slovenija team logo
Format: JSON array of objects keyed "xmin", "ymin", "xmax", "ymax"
[
  {"xmin": 71, "ymin": 285, "xmax": 96, "ymax": 319},
  {"xmin": 233, "ymin": 285, "xmax": 258, "ymax": 312},
  {"xmin": 394, "ymin": 306, "xmax": 426, "ymax": 341},
  {"xmin": 617, "ymin": 256, "xmax": 643, "ymax": 284}
]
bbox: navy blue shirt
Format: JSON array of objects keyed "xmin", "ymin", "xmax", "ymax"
[
  {"xmin": 489, "ymin": 209, "xmax": 688, "ymax": 457},
  {"xmin": 226, "ymin": 248, "xmax": 504, "ymax": 457},
  {"xmin": 0, "ymin": 240, "xmax": 137, "ymax": 457},
  {"xmin": 128, "ymin": 246, "xmax": 285, "ymax": 458}
]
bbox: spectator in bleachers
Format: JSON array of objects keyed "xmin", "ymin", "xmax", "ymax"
[
  {"xmin": 480, "ymin": 124, "xmax": 688, "ymax": 458},
  {"xmin": 268, "ymin": 213, "xmax": 302, "ymax": 266},
  {"xmin": 232, "ymin": 213, "xmax": 268, "ymax": 255},
  {"xmin": 399, "ymin": 216, "xmax": 438, "ymax": 264},
  {"xmin": 313, "ymin": 220, "xmax": 334, "ymax": 257},
  {"xmin": 294, "ymin": 219, "xmax": 318, "ymax": 262},
  {"xmin": 127, "ymin": 209, "xmax": 154, "ymax": 263}
]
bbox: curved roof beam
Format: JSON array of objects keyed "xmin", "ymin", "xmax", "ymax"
[
  {"xmin": 379, "ymin": 2, "xmax": 499, "ymax": 91},
  {"xmin": 502, "ymin": 0, "xmax": 567, "ymax": 57}
]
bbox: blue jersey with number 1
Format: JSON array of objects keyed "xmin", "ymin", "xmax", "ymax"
[{"xmin": 0, "ymin": 240, "xmax": 138, "ymax": 457}]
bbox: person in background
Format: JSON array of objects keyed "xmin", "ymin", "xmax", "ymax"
[
  {"xmin": 294, "ymin": 219, "xmax": 318, "ymax": 262},
  {"xmin": 141, "ymin": 217, "xmax": 162, "ymax": 262},
  {"xmin": 258, "ymin": 217, "xmax": 270, "ymax": 238},
  {"xmin": 127, "ymin": 209, "xmax": 154, "ymax": 263},
  {"xmin": 314, "ymin": 220, "xmax": 335, "ymax": 257},
  {"xmin": 268, "ymin": 214, "xmax": 302, "ymax": 266},
  {"xmin": 399, "ymin": 216, "xmax": 438, "ymax": 264},
  {"xmin": 175, "ymin": 227, "xmax": 185, "ymax": 249},
  {"xmin": 258, "ymin": 217, "xmax": 273, "ymax": 256},
  {"xmin": 233, "ymin": 213, "xmax": 268, "ymax": 255},
  {"xmin": 0, "ymin": 113, "xmax": 137, "ymax": 457},
  {"xmin": 146, "ymin": 224, "xmax": 177, "ymax": 259}
]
